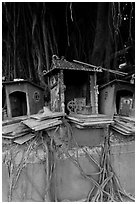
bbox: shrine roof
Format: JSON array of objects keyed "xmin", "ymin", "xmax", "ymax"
[
  {"xmin": 2, "ymin": 80, "xmax": 44, "ymax": 90},
  {"xmin": 43, "ymin": 58, "xmax": 102, "ymax": 76}
]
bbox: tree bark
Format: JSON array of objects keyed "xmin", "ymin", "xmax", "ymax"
[
  {"xmin": 42, "ymin": 18, "xmax": 49, "ymax": 71},
  {"xmin": 13, "ymin": 2, "xmax": 16, "ymax": 79},
  {"xmin": 91, "ymin": 3, "xmax": 113, "ymax": 68}
]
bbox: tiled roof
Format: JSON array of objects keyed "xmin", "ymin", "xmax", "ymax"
[{"xmin": 43, "ymin": 58, "xmax": 101, "ymax": 75}]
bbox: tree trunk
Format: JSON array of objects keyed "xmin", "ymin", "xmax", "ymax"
[
  {"xmin": 90, "ymin": 3, "xmax": 114, "ymax": 83},
  {"xmin": 42, "ymin": 18, "xmax": 49, "ymax": 71},
  {"xmin": 90, "ymin": 3, "xmax": 112, "ymax": 67},
  {"xmin": 13, "ymin": 2, "xmax": 16, "ymax": 79}
]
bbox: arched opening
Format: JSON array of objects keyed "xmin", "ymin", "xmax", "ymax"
[
  {"xmin": 9, "ymin": 91, "xmax": 27, "ymax": 117},
  {"xmin": 116, "ymin": 90, "xmax": 133, "ymax": 115}
]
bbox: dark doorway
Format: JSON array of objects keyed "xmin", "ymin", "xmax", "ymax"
[
  {"xmin": 116, "ymin": 90, "xmax": 133, "ymax": 115},
  {"xmin": 9, "ymin": 91, "xmax": 27, "ymax": 117},
  {"xmin": 64, "ymin": 70, "xmax": 90, "ymax": 114}
]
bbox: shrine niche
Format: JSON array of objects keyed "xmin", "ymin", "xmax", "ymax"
[
  {"xmin": 44, "ymin": 57, "xmax": 102, "ymax": 115},
  {"xmin": 2, "ymin": 80, "xmax": 44, "ymax": 119},
  {"xmin": 99, "ymin": 79, "xmax": 135, "ymax": 117}
]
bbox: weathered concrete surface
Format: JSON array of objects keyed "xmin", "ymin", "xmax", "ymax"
[
  {"xmin": 54, "ymin": 147, "xmax": 101, "ymax": 201},
  {"xmin": 110, "ymin": 141, "xmax": 135, "ymax": 196},
  {"xmin": 2, "ymin": 163, "xmax": 47, "ymax": 202},
  {"xmin": 2, "ymin": 129, "xmax": 135, "ymax": 202},
  {"xmin": 2, "ymin": 164, "xmax": 9, "ymax": 202},
  {"xmin": 71, "ymin": 125, "xmax": 104, "ymax": 147},
  {"xmin": 2, "ymin": 142, "xmax": 48, "ymax": 202},
  {"xmin": 99, "ymin": 84, "xmax": 115, "ymax": 116}
]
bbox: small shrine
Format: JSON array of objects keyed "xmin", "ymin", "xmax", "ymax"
[
  {"xmin": 44, "ymin": 56, "xmax": 102, "ymax": 115},
  {"xmin": 99, "ymin": 79, "xmax": 135, "ymax": 117},
  {"xmin": 2, "ymin": 80, "xmax": 44, "ymax": 119}
]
